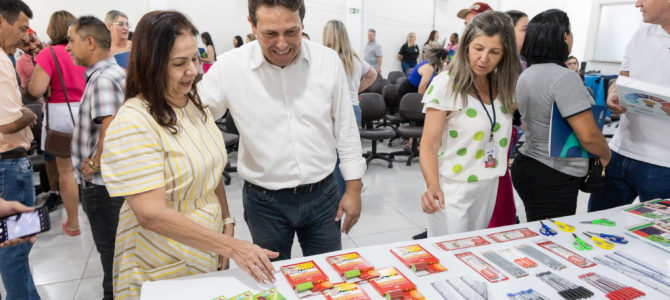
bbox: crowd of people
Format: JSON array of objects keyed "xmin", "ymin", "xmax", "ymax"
[{"xmin": 1, "ymin": 0, "xmax": 669, "ymax": 299}]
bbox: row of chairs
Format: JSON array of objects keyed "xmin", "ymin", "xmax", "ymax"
[{"xmin": 359, "ymin": 90, "xmax": 424, "ymax": 168}]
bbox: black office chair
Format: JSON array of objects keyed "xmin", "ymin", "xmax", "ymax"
[
  {"xmin": 387, "ymin": 71, "xmax": 406, "ymax": 85},
  {"xmin": 217, "ymin": 112, "xmax": 239, "ymax": 185},
  {"xmin": 362, "ymin": 77, "xmax": 390, "ymax": 95},
  {"xmin": 390, "ymin": 93, "xmax": 425, "ymax": 166},
  {"xmin": 395, "ymin": 77, "xmax": 408, "ymax": 88},
  {"xmin": 359, "ymin": 93, "xmax": 395, "ymax": 168},
  {"xmin": 380, "ymin": 84, "xmax": 406, "ymax": 145}
]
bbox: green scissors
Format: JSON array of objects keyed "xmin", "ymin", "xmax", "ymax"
[
  {"xmin": 572, "ymin": 233, "xmax": 593, "ymax": 251},
  {"xmin": 580, "ymin": 218, "xmax": 616, "ymax": 226}
]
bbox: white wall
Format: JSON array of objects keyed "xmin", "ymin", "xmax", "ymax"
[{"xmin": 23, "ymin": 0, "xmax": 627, "ymax": 75}]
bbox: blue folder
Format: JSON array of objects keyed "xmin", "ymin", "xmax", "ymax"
[
  {"xmin": 549, "ymin": 103, "xmax": 608, "ymax": 158},
  {"xmin": 114, "ymin": 51, "xmax": 130, "ymax": 69}
]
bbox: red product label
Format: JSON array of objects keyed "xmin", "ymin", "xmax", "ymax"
[
  {"xmin": 370, "ymin": 267, "xmax": 424, "ymax": 299},
  {"xmin": 536, "ymin": 240, "xmax": 596, "ymax": 268},
  {"xmin": 487, "ymin": 228, "xmax": 539, "ymax": 243},
  {"xmin": 326, "ymin": 252, "xmax": 378, "ymax": 281},
  {"xmin": 436, "ymin": 236, "xmax": 491, "ymax": 251},
  {"xmin": 280, "ymin": 261, "xmax": 330, "ymax": 288},
  {"xmin": 454, "ymin": 252, "xmax": 509, "ymax": 283},
  {"xmin": 323, "ymin": 282, "xmax": 371, "ymax": 300},
  {"xmin": 390, "ymin": 245, "xmax": 447, "ymax": 276}
]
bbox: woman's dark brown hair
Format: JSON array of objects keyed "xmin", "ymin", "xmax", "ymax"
[{"xmin": 125, "ymin": 10, "xmax": 207, "ymax": 134}]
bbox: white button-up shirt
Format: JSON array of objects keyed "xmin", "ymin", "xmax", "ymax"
[{"xmin": 198, "ymin": 40, "xmax": 366, "ymax": 190}]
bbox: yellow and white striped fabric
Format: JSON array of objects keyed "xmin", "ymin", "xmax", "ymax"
[{"xmin": 101, "ymin": 97, "xmax": 227, "ymax": 300}]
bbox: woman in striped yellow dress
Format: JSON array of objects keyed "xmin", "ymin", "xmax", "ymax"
[{"xmin": 100, "ymin": 11, "xmax": 278, "ymax": 300}]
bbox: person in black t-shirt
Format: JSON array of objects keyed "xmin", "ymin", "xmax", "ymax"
[{"xmin": 397, "ymin": 32, "xmax": 419, "ymax": 74}]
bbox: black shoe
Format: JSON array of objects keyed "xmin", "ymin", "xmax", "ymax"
[
  {"xmin": 412, "ymin": 230, "xmax": 427, "ymax": 240},
  {"xmin": 45, "ymin": 193, "xmax": 62, "ymax": 212}
]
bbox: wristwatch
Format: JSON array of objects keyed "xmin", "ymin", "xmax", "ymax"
[{"xmin": 223, "ymin": 217, "xmax": 235, "ymax": 225}]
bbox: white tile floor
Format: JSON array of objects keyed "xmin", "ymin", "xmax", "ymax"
[{"xmin": 0, "ymin": 139, "xmax": 597, "ymax": 300}]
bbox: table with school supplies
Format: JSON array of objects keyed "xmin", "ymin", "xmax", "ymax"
[{"xmin": 141, "ymin": 202, "xmax": 670, "ymax": 300}]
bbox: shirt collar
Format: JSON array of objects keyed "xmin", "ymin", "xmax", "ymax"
[
  {"xmin": 85, "ymin": 56, "xmax": 116, "ymax": 81},
  {"xmin": 250, "ymin": 39, "xmax": 311, "ymax": 70}
]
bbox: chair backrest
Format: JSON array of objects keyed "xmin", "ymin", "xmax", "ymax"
[
  {"xmin": 395, "ymin": 77, "xmax": 408, "ymax": 88},
  {"xmin": 398, "ymin": 92, "xmax": 425, "ymax": 121},
  {"xmin": 381, "ymin": 84, "xmax": 400, "ymax": 112},
  {"xmin": 359, "ymin": 93, "xmax": 386, "ymax": 123},
  {"xmin": 25, "ymin": 103, "xmax": 42, "ymax": 141},
  {"xmin": 364, "ymin": 77, "xmax": 389, "ymax": 94},
  {"xmin": 388, "ymin": 71, "xmax": 406, "ymax": 84}
]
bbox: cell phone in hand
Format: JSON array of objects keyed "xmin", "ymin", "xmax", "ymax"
[{"xmin": 0, "ymin": 205, "xmax": 50, "ymax": 243}]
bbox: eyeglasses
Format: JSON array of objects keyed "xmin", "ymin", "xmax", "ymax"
[{"xmin": 115, "ymin": 22, "xmax": 132, "ymax": 28}]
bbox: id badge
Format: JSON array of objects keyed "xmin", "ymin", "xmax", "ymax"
[{"xmin": 484, "ymin": 142, "xmax": 497, "ymax": 168}]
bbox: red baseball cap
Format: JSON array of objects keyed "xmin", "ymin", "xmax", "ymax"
[
  {"xmin": 457, "ymin": 2, "xmax": 493, "ymax": 19},
  {"xmin": 27, "ymin": 27, "xmax": 36, "ymax": 35}
]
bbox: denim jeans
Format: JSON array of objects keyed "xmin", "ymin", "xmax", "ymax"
[
  {"xmin": 588, "ymin": 150, "xmax": 670, "ymax": 212},
  {"xmin": 401, "ymin": 61, "xmax": 417, "ymax": 75},
  {"xmin": 334, "ymin": 105, "xmax": 361, "ymax": 198},
  {"xmin": 79, "ymin": 183, "xmax": 123, "ymax": 300},
  {"xmin": 0, "ymin": 157, "xmax": 40, "ymax": 300},
  {"xmin": 242, "ymin": 174, "xmax": 341, "ymax": 261}
]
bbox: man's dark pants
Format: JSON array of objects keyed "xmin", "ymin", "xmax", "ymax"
[
  {"xmin": 79, "ymin": 183, "xmax": 123, "ymax": 300},
  {"xmin": 243, "ymin": 174, "xmax": 341, "ymax": 261}
]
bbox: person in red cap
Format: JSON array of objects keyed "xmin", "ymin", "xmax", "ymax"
[{"xmin": 457, "ymin": 2, "xmax": 493, "ymax": 25}]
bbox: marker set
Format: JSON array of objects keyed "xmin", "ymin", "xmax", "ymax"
[
  {"xmin": 536, "ymin": 271, "xmax": 594, "ymax": 299},
  {"xmin": 390, "ymin": 244, "xmax": 447, "ymax": 276},
  {"xmin": 579, "ymin": 272, "xmax": 646, "ymax": 300},
  {"xmin": 369, "ymin": 267, "xmax": 424, "ymax": 300},
  {"xmin": 326, "ymin": 252, "xmax": 380, "ymax": 283}
]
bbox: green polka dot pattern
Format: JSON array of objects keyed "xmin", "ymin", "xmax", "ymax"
[
  {"xmin": 427, "ymin": 85, "xmax": 434, "ymax": 95},
  {"xmin": 466, "ymin": 108, "xmax": 477, "ymax": 118},
  {"xmin": 499, "ymin": 138, "xmax": 508, "ymax": 147},
  {"xmin": 457, "ymin": 148, "xmax": 467, "ymax": 156},
  {"xmin": 474, "ymin": 131, "xmax": 484, "ymax": 141},
  {"xmin": 467, "ymin": 175, "xmax": 478, "ymax": 182},
  {"xmin": 452, "ymin": 164, "xmax": 463, "ymax": 174},
  {"xmin": 492, "ymin": 122, "xmax": 500, "ymax": 132},
  {"xmin": 449, "ymin": 130, "xmax": 458, "ymax": 138},
  {"xmin": 475, "ymin": 150, "xmax": 484, "ymax": 159},
  {"xmin": 500, "ymin": 106, "xmax": 508, "ymax": 114},
  {"xmin": 438, "ymin": 152, "xmax": 445, "ymax": 158},
  {"xmin": 431, "ymin": 99, "xmax": 440, "ymax": 105}
]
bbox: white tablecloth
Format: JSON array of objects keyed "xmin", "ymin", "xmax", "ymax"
[{"xmin": 141, "ymin": 205, "xmax": 670, "ymax": 299}]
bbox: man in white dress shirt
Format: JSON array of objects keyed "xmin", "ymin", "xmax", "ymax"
[{"xmin": 198, "ymin": 0, "xmax": 366, "ymax": 260}]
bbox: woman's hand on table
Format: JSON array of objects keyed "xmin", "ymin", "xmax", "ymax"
[
  {"xmin": 422, "ymin": 184, "xmax": 444, "ymax": 213},
  {"xmin": 230, "ymin": 239, "xmax": 279, "ymax": 283}
]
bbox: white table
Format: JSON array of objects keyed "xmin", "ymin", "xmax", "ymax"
[{"xmin": 141, "ymin": 206, "xmax": 670, "ymax": 299}]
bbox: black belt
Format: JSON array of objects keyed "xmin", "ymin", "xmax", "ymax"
[
  {"xmin": 245, "ymin": 173, "xmax": 333, "ymax": 194},
  {"xmin": 0, "ymin": 149, "xmax": 27, "ymax": 159}
]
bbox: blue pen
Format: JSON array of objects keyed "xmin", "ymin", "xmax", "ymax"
[{"xmin": 585, "ymin": 231, "xmax": 629, "ymax": 244}]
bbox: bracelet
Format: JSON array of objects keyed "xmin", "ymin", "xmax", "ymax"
[
  {"xmin": 88, "ymin": 160, "xmax": 101, "ymax": 171},
  {"xmin": 223, "ymin": 217, "xmax": 235, "ymax": 225}
]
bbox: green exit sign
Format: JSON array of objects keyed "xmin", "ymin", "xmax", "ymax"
[{"xmin": 349, "ymin": 8, "xmax": 360, "ymax": 14}]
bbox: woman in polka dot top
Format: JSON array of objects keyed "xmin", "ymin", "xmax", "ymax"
[{"xmin": 419, "ymin": 11, "xmax": 521, "ymax": 236}]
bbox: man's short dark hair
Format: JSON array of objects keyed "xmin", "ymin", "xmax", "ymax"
[
  {"xmin": 248, "ymin": 0, "xmax": 305, "ymax": 26},
  {"xmin": 0, "ymin": 0, "xmax": 32, "ymax": 24},
  {"xmin": 368, "ymin": 28, "xmax": 376, "ymax": 34},
  {"xmin": 72, "ymin": 16, "xmax": 111, "ymax": 50},
  {"xmin": 521, "ymin": 9, "xmax": 571, "ymax": 67}
]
